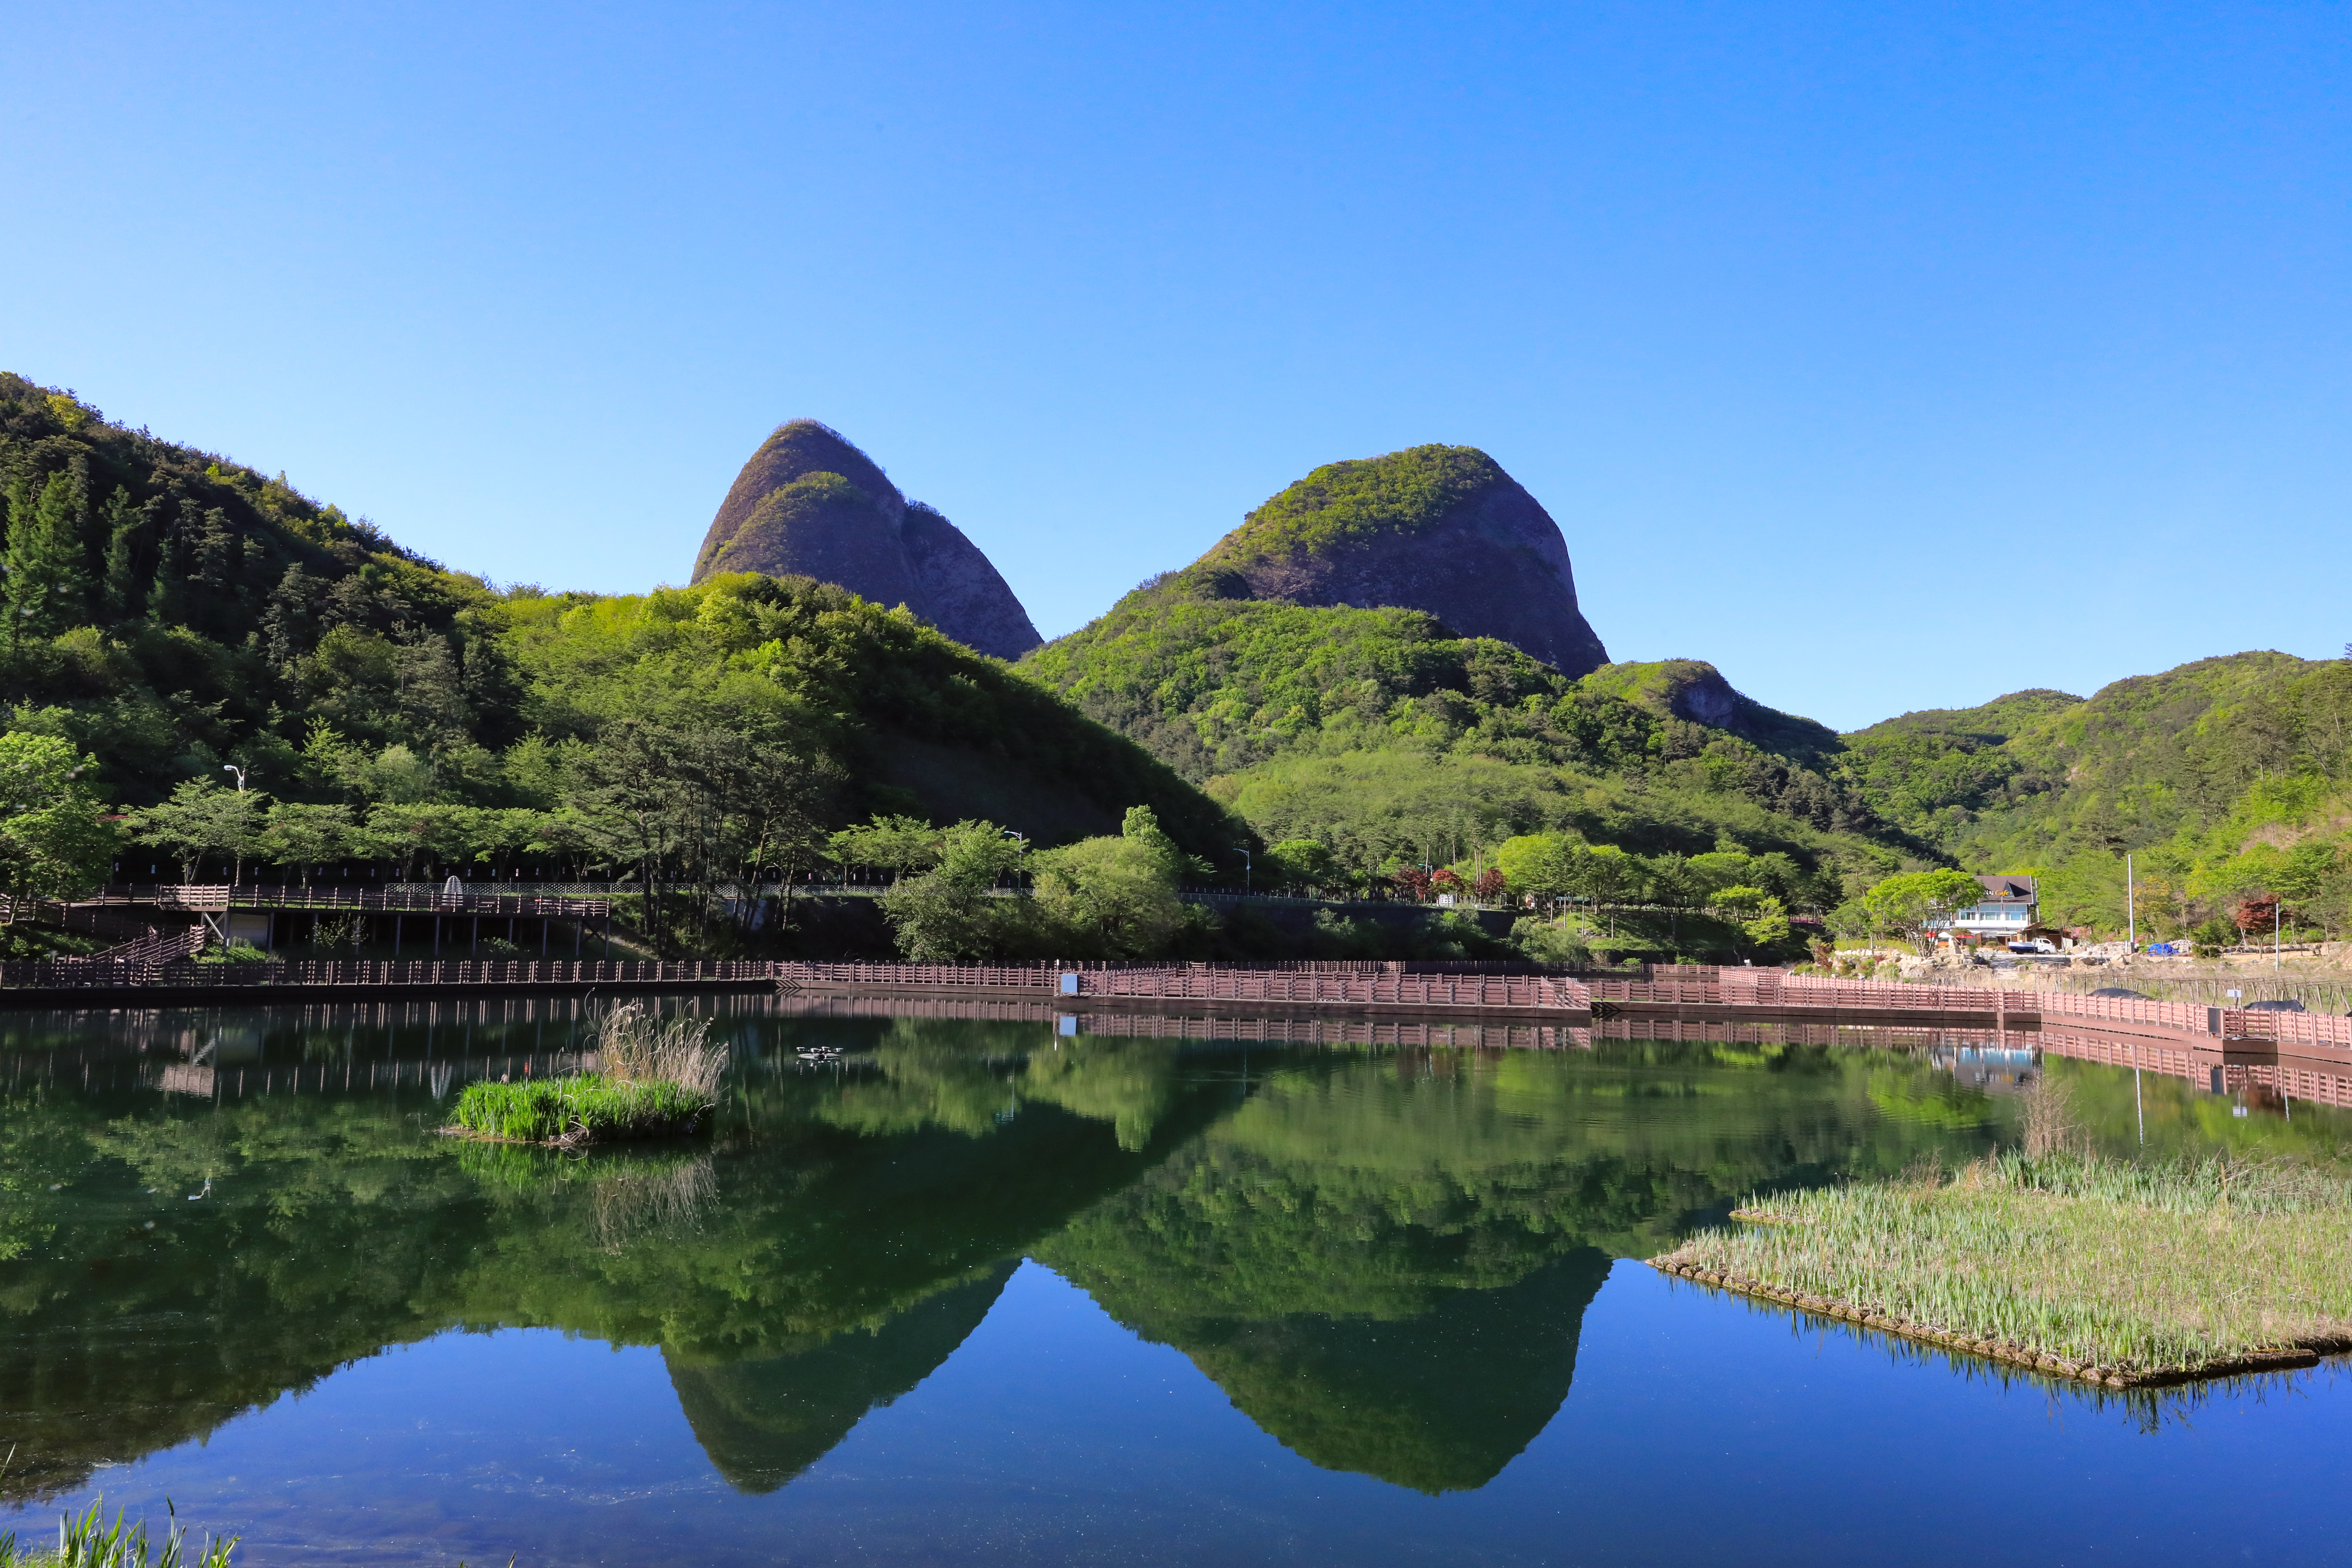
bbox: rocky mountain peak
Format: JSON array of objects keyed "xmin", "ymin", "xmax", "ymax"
[
  {"xmin": 1177, "ymin": 443, "xmax": 1608, "ymax": 677},
  {"xmin": 692, "ymin": 420, "xmax": 1041, "ymax": 659}
]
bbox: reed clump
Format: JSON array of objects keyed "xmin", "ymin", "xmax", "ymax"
[
  {"xmin": 0, "ymin": 1494, "xmax": 237, "ymax": 1567},
  {"xmin": 448, "ymin": 1003, "xmax": 725, "ymax": 1146},
  {"xmin": 1658, "ymin": 1147, "xmax": 2352, "ymax": 1382}
]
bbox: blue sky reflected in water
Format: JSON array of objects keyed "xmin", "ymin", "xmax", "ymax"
[
  {"xmin": 4, "ymin": 1007, "xmax": 2348, "ymax": 1565},
  {"xmin": 23, "ymin": 1261, "xmax": 2350, "ymax": 1568}
]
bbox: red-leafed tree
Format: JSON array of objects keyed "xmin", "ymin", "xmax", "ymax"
[
  {"xmin": 2235, "ymin": 893, "xmax": 2280, "ymax": 935},
  {"xmin": 1473, "ymin": 867, "xmax": 1507, "ymax": 901},
  {"xmin": 1391, "ymin": 866, "xmax": 1433, "ymax": 903}
]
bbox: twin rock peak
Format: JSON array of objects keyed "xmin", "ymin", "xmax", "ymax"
[{"xmin": 691, "ymin": 420, "xmax": 1608, "ymax": 677}]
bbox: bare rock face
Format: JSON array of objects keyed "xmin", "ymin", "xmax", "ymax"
[
  {"xmin": 1185, "ymin": 444, "xmax": 1606, "ymax": 677},
  {"xmin": 693, "ymin": 420, "xmax": 1041, "ymax": 659}
]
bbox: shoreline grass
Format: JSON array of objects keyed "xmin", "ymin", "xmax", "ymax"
[
  {"xmin": 0, "ymin": 1494, "xmax": 236, "ymax": 1568},
  {"xmin": 1653, "ymin": 1148, "xmax": 2352, "ymax": 1385},
  {"xmin": 445, "ymin": 1002, "xmax": 725, "ymax": 1147}
]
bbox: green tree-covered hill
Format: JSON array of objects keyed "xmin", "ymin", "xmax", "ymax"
[
  {"xmin": 1021, "ymin": 580, "xmax": 1904, "ymax": 894},
  {"xmin": 0, "ymin": 375, "xmax": 1243, "ymax": 899},
  {"xmin": 1835, "ymin": 652, "xmax": 2352, "ymax": 938}
]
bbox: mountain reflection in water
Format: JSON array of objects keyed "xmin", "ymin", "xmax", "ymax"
[{"xmin": 14, "ymin": 1000, "xmax": 2263, "ymax": 1507}]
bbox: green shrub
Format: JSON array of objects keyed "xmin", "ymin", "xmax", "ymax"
[{"xmin": 1511, "ymin": 918, "xmax": 1592, "ymax": 965}]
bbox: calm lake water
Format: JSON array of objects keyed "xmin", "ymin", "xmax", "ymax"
[{"xmin": 3, "ymin": 1000, "xmax": 2348, "ymax": 1567}]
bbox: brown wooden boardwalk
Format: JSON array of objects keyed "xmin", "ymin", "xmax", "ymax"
[{"xmin": 1, "ymin": 955, "xmax": 2346, "ymax": 1086}]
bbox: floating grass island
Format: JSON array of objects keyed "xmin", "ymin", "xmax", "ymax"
[
  {"xmin": 446, "ymin": 1002, "xmax": 726, "ymax": 1147},
  {"xmin": 1654, "ymin": 1146, "xmax": 2352, "ymax": 1388}
]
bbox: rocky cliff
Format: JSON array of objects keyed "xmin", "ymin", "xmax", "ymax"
[
  {"xmin": 693, "ymin": 420, "xmax": 1041, "ymax": 659},
  {"xmin": 1178, "ymin": 444, "xmax": 1607, "ymax": 677}
]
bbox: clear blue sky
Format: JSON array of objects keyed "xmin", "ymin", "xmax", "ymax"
[{"xmin": 5, "ymin": 2, "xmax": 2345, "ymax": 731}]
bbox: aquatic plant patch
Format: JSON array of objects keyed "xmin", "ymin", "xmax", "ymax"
[
  {"xmin": 446, "ymin": 1002, "xmax": 729, "ymax": 1146},
  {"xmin": 1653, "ymin": 1152, "xmax": 2352, "ymax": 1385},
  {"xmin": 449, "ymin": 1073, "xmax": 714, "ymax": 1144}
]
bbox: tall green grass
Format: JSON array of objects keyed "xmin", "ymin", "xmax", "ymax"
[
  {"xmin": 450, "ymin": 1074, "xmax": 712, "ymax": 1143},
  {"xmin": 1661, "ymin": 1149, "xmax": 2352, "ymax": 1373},
  {"xmin": 0, "ymin": 1496, "xmax": 237, "ymax": 1568},
  {"xmin": 447, "ymin": 1001, "xmax": 725, "ymax": 1145}
]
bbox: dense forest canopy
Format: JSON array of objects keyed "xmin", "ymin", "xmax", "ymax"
[
  {"xmin": 1019, "ymin": 586, "xmax": 1909, "ymax": 901},
  {"xmin": 1189, "ymin": 444, "xmax": 1509, "ymax": 578},
  {"xmin": 1836, "ymin": 653, "xmax": 2352, "ymax": 943},
  {"xmin": 0, "ymin": 374, "xmax": 1242, "ymax": 939}
]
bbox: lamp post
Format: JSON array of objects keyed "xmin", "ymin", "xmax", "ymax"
[
  {"xmin": 221, "ymin": 765, "xmax": 249, "ymax": 886},
  {"xmin": 1235, "ymin": 846, "xmax": 1251, "ymax": 897}
]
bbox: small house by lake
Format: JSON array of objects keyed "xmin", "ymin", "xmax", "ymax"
[{"xmin": 1927, "ymin": 874, "xmax": 2039, "ymax": 939}]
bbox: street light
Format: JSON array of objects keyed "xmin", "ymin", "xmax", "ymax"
[
  {"xmin": 1234, "ymin": 846, "xmax": 1251, "ymax": 897},
  {"xmin": 221, "ymin": 765, "xmax": 250, "ymax": 886}
]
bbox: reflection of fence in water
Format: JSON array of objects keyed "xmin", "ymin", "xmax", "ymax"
[
  {"xmin": 133, "ymin": 1050, "xmax": 592, "ymax": 1100},
  {"xmin": 2035, "ymin": 1027, "xmax": 2352, "ymax": 1111}
]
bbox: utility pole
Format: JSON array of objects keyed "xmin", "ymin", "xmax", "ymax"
[{"xmin": 2126, "ymin": 852, "xmax": 2135, "ymax": 951}]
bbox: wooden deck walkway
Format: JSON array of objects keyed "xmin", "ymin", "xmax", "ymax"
[{"xmin": 1, "ymin": 956, "xmax": 2345, "ymax": 1082}]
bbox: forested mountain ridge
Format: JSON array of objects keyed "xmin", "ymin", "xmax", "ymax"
[
  {"xmin": 0, "ymin": 373, "xmax": 511, "ymax": 802},
  {"xmin": 0, "ymin": 376, "xmax": 1243, "ymax": 901},
  {"xmin": 1834, "ymin": 652, "xmax": 2352, "ymax": 937},
  {"xmin": 1020, "ymin": 575, "xmax": 1908, "ymax": 897}
]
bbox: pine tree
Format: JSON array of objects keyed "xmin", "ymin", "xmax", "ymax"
[
  {"xmin": 146, "ymin": 500, "xmax": 196, "ymax": 624},
  {"xmin": 99, "ymin": 485, "xmax": 147, "ymax": 620},
  {"xmin": 5, "ymin": 466, "xmax": 90, "ymax": 648}
]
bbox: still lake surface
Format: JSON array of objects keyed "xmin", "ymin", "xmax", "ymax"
[{"xmin": 2, "ymin": 999, "xmax": 2348, "ymax": 1566}]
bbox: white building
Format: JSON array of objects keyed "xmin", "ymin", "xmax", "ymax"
[{"xmin": 1927, "ymin": 874, "xmax": 2039, "ymax": 938}]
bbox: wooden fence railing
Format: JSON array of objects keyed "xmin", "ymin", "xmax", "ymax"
[
  {"xmin": 777, "ymin": 961, "xmax": 1070, "ymax": 990},
  {"xmin": 2223, "ymin": 1007, "xmax": 2352, "ymax": 1052},
  {"xmin": 1058, "ymin": 969, "xmax": 1584, "ymax": 1009},
  {"xmin": 0, "ymin": 958, "xmax": 772, "ymax": 991},
  {"xmin": 64, "ymin": 885, "xmax": 614, "ymax": 917}
]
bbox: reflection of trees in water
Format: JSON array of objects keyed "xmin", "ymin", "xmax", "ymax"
[
  {"xmin": 0, "ymin": 1032, "xmax": 1223, "ymax": 1504},
  {"xmin": 804, "ymin": 1018, "xmax": 1187, "ymax": 1151},
  {"xmin": 0, "ymin": 1030, "xmax": 2033, "ymax": 1506},
  {"xmin": 1038, "ymin": 1042, "xmax": 2009, "ymax": 1492},
  {"xmin": 0, "ymin": 1089, "xmax": 484, "ymax": 1501}
]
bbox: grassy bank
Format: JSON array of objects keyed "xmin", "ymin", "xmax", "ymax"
[
  {"xmin": 1654, "ymin": 1146, "xmax": 2352, "ymax": 1385},
  {"xmin": 447, "ymin": 1002, "xmax": 724, "ymax": 1147}
]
